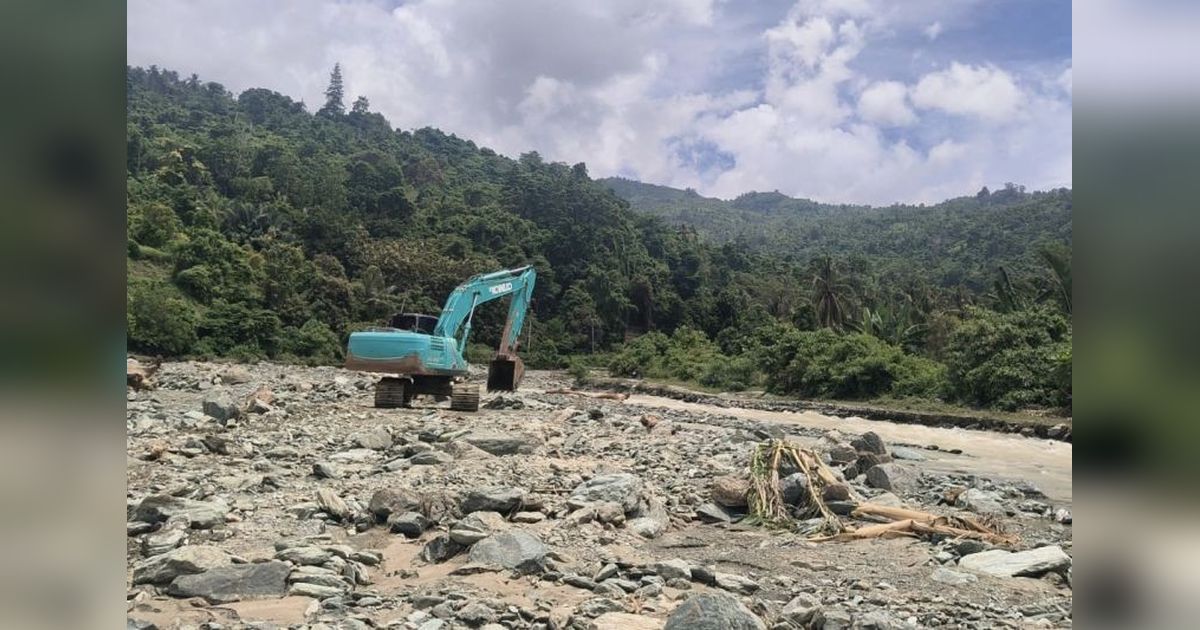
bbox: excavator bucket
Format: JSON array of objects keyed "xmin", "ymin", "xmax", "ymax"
[{"xmin": 487, "ymin": 354, "xmax": 524, "ymax": 391}]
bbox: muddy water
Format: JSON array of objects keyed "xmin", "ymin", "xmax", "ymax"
[{"xmin": 622, "ymin": 394, "xmax": 1073, "ymax": 504}]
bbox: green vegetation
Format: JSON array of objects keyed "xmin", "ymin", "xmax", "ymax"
[{"xmin": 125, "ymin": 65, "xmax": 1071, "ymax": 415}]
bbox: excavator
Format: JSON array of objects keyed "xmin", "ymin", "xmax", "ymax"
[{"xmin": 344, "ymin": 266, "xmax": 536, "ymax": 412}]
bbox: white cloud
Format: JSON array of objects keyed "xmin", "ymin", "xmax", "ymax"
[
  {"xmin": 911, "ymin": 63, "xmax": 1024, "ymax": 121},
  {"xmin": 924, "ymin": 21, "xmax": 943, "ymax": 40},
  {"xmin": 127, "ymin": 0, "xmax": 1070, "ymax": 205},
  {"xmin": 857, "ymin": 81, "xmax": 916, "ymax": 126}
]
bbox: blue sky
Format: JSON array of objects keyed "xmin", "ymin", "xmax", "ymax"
[{"xmin": 128, "ymin": 0, "xmax": 1072, "ymax": 204}]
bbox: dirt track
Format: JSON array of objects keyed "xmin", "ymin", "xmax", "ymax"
[{"xmin": 126, "ymin": 363, "xmax": 1073, "ymax": 629}]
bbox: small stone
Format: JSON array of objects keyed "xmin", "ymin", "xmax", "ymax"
[
  {"xmin": 218, "ymin": 367, "xmax": 252, "ymax": 384},
  {"xmin": 461, "ymin": 486, "xmax": 526, "ymax": 514},
  {"xmin": 202, "ymin": 394, "xmax": 240, "ymax": 423},
  {"xmin": 462, "ymin": 431, "xmax": 540, "ymax": 456},
  {"xmin": 313, "ymin": 462, "xmax": 341, "ymax": 479},
  {"xmin": 316, "ymin": 488, "xmax": 351, "ymax": 521},
  {"xmin": 711, "ymin": 475, "xmax": 750, "ymax": 508},
  {"xmin": 781, "ymin": 593, "xmax": 821, "ymax": 625},
  {"xmin": 132, "ymin": 495, "xmax": 229, "ymax": 529},
  {"xmin": 888, "ymin": 446, "xmax": 927, "ymax": 461},
  {"xmin": 367, "ymin": 488, "xmax": 423, "ymax": 521},
  {"xmin": 420, "ymin": 534, "xmax": 464, "ymax": 563},
  {"xmin": 388, "ymin": 511, "xmax": 429, "ymax": 538},
  {"xmin": 664, "ymin": 593, "xmax": 765, "ymax": 630},
  {"xmin": 594, "ymin": 563, "xmax": 619, "ymax": 582},
  {"xmin": 287, "ymin": 581, "xmax": 346, "ymax": 600},
  {"xmin": 565, "ymin": 574, "xmax": 598, "ymax": 590},
  {"xmin": 779, "ymin": 473, "xmax": 810, "ymax": 505},
  {"xmin": 275, "ymin": 546, "xmax": 331, "ymax": 566},
  {"xmin": 449, "ymin": 511, "xmax": 508, "ymax": 544},
  {"xmin": 455, "ymin": 601, "xmax": 497, "ymax": 625},
  {"xmin": 713, "ymin": 572, "xmax": 759, "ymax": 594},
  {"xmin": 654, "ymin": 559, "xmax": 692, "ymax": 582},
  {"xmin": 816, "ymin": 609, "xmax": 853, "ymax": 630},
  {"xmin": 955, "ymin": 488, "xmax": 1006, "ymax": 516},
  {"xmin": 411, "ymin": 450, "xmax": 454, "ymax": 465},
  {"xmin": 695, "ymin": 502, "xmax": 733, "ymax": 523},
  {"xmin": 931, "ymin": 567, "xmax": 978, "ymax": 585},
  {"xmin": 512, "ymin": 511, "xmax": 545, "ymax": 523},
  {"xmin": 350, "ymin": 426, "xmax": 393, "ymax": 450}
]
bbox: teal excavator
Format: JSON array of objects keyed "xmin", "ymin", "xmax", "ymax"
[{"xmin": 345, "ymin": 266, "xmax": 536, "ymax": 412}]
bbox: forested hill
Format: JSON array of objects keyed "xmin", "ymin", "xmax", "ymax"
[
  {"xmin": 600, "ymin": 177, "xmax": 1072, "ymax": 292},
  {"xmin": 126, "ymin": 65, "xmax": 1071, "ymax": 413}
]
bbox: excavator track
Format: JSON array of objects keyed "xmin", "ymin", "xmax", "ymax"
[
  {"xmin": 374, "ymin": 377, "xmax": 409, "ymax": 408},
  {"xmin": 449, "ymin": 383, "xmax": 480, "ymax": 412}
]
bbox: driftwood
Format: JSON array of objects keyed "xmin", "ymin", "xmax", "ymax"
[
  {"xmin": 809, "ymin": 503, "xmax": 1017, "ymax": 544},
  {"xmin": 127, "ymin": 357, "xmax": 161, "ymax": 391}
]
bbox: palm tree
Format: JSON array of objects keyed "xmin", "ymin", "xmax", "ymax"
[
  {"xmin": 1037, "ymin": 245, "xmax": 1072, "ymax": 315},
  {"xmin": 811, "ymin": 256, "xmax": 852, "ymax": 330},
  {"xmin": 989, "ymin": 266, "xmax": 1027, "ymax": 313}
]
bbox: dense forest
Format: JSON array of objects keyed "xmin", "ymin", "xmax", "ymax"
[{"xmin": 126, "ymin": 65, "xmax": 1072, "ymax": 413}]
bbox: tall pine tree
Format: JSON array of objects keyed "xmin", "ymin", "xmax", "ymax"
[{"xmin": 319, "ymin": 63, "xmax": 345, "ymax": 117}]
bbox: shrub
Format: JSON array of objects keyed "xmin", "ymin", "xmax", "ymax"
[
  {"xmin": 699, "ymin": 355, "xmax": 759, "ymax": 391},
  {"xmin": 764, "ymin": 328, "xmax": 947, "ymax": 400},
  {"xmin": 942, "ymin": 306, "xmax": 1071, "ymax": 410},
  {"xmin": 127, "ymin": 280, "xmax": 199, "ymax": 355}
]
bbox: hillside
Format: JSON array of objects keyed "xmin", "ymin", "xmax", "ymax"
[
  {"xmin": 600, "ymin": 177, "xmax": 1072, "ymax": 292},
  {"xmin": 126, "ymin": 66, "xmax": 1071, "ymax": 413}
]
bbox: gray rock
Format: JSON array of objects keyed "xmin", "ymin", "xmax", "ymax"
[
  {"xmin": 594, "ymin": 563, "xmax": 619, "ymax": 582},
  {"xmin": 351, "ymin": 426, "xmax": 393, "ymax": 450},
  {"xmin": 827, "ymin": 444, "xmax": 857, "ymax": 464},
  {"xmin": 714, "ymin": 572, "xmax": 759, "ymax": 594},
  {"xmin": 133, "ymin": 495, "xmax": 229, "ymax": 529},
  {"xmin": 628, "ymin": 497, "xmax": 669, "ymax": 538},
  {"xmin": 577, "ymin": 597, "xmax": 626, "ymax": 618},
  {"xmin": 781, "ymin": 593, "xmax": 821, "ymax": 625},
  {"xmin": 420, "ymin": 534, "xmax": 465, "ymax": 563},
  {"xmin": 462, "ymin": 431, "xmax": 539, "ymax": 456},
  {"xmin": 312, "ymin": 461, "xmax": 341, "ymax": 479},
  {"xmin": 316, "ymin": 487, "xmax": 351, "ymax": 521},
  {"xmin": 512, "ymin": 511, "xmax": 545, "ymax": 523},
  {"xmin": 166, "ymin": 560, "xmax": 290, "ymax": 603},
  {"xmin": 411, "ymin": 450, "xmax": 454, "ymax": 465},
  {"xmin": 952, "ymin": 539, "xmax": 990, "ymax": 556},
  {"xmin": 779, "ymin": 473, "xmax": 810, "ymax": 505},
  {"xmin": 569, "ymin": 473, "xmax": 643, "ymax": 512},
  {"xmin": 456, "ymin": 601, "xmax": 497, "ymax": 625},
  {"xmin": 654, "ymin": 559, "xmax": 692, "ymax": 581},
  {"xmin": 461, "ymin": 486, "xmax": 526, "ymax": 514},
  {"xmin": 664, "ymin": 593, "xmax": 765, "ymax": 630},
  {"xmin": 852, "ymin": 431, "xmax": 887, "ymax": 455},
  {"xmin": 287, "ymin": 581, "xmax": 346, "ymax": 599},
  {"xmin": 141, "ymin": 524, "xmax": 187, "ymax": 556},
  {"xmin": 956, "ymin": 488, "xmax": 1006, "ymax": 516},
  {"xmin": 389, "ymin": 511, "xmax": 429, "ymax": 538},
  {"xmin": 865, "ymin": 463, "xmax": 920, "ymax": 494},
  {"xmin": 593, "ymin": 581, "xmax": 625, "ymax": 597},
  {"xmin": 218, "ymin": 366, "xmax": 252, "ymax": 384},
  {"xmin": 888, "ymin": 446, "xmax": 927, "ymax": 461},
  {"xmin": 959, "ymin": 545, "xmax": 1072, "ymax": 577},
  {"xmin": 449, "ymin": 511, "xmax": 508, "ymax": 544},
  {"xmin": 202, "ymin": 394, "xmax": 240, "ymax": 423},
  {"xmin": 696, "ymin": 502, "xmax": 733, "ymax": 524},
  {"xmin": 930, "ymin": 567, "xmax": 978, "ymax": 585},
  {"xmin": 368, "ymin": 488, "xmax": 423, "ymax": 520},
  {"xmin": 565, "ymin": 575, "xmax": 599, "ymax": 591},
  {"xmin": 467, "ymin": 530, "xmax": 548, "ymax": 573},
  {"xmin": 816, "ymin": 609, "xmax": 853, "ymax": 630},
  {"xmin": 605, "ymin": 578, "xmax": 639, "ymax": 593},
  {"xmin": 132, "ymin": 545, "xmax": 233, "ymax": 585},
  {"xmin": 858, "ymin": 610, "xmax": 912, "ymax": 629},
  {"xmin": 275, "ymin": 545, "xmax": 331, "ymax": 566}
]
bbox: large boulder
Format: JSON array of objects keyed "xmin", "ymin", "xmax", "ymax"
[
  {"xmin": 166, "ymin": 560, "xmax": 290, "ymax": 603},
  {"xmin": 461, "ymin": 486, "xmax": 526, "ymax": 514},
  {"xmin": 132, "ymin": 545, "xmax": 234, "ymax": 585},
  {"xmin": 851, "ymin": 431, "xmax": 887, "ymax": 455},
  {"xmin": 779, "ymin": 473, "xmax": 810, "ymax": 505},
  {"xmin": 132, "ymin": 495, "xmax": 229, "ymax": 529},
  {"xmin": 627, "ymin": 496, "xmax": 670, "ymax": 538},
  {"xmin": 462, "ymin": 431, "xmax": 540, "ymax": 456},
  {"xmin": 449, "ymin": 511, "xmax": 509, "ymax": 545},
  {"xmin": 664, "ymin": 593, "xmax": 765, "ymax": 630},
  {"xmin": 864, "ymin": 463, "xmax": 920, "ymax": 494},
  {"xmin": 467, "ymin": 530, "xmax": 548, "ymax": 573},
  {"xmin": 959, "ymin": 545, "xmax": 1072, "ymax": 577},
  {"xmin": 368, "ymin": 488, "xmax": 423, "ymax": 521},
  {"xmin": 570, "ymin": 474, "xmax": 644, "ymax": 513}
]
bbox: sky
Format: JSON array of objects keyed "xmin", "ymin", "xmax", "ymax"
[{"xmin": 127, "ymin": 0, "xmax": 1072, "ymax": 205}]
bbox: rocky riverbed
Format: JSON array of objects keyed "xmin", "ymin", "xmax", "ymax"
[{"xmin": 126, "ymin": 361, "xmax": 1073, "ymax": 629}]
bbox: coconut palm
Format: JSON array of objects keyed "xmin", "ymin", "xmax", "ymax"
[{"xmin": 811, "ymin": 256, "xmax": 853, "ymax": 330}]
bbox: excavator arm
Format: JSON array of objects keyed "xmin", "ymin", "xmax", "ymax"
[{"xmin": 432, "ymin": 265, "xmax": 537, "ymax": 390}]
